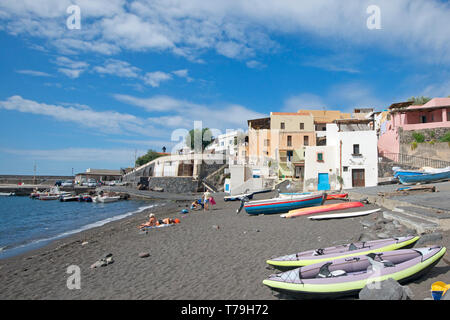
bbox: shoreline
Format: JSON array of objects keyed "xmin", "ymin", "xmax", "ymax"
[{"xmin": 0, "ymin": 191, "xmax": 448, "ymax": 300}]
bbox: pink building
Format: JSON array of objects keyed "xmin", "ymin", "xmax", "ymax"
[{"xmin": 378, "ymin": 98, "xmax": 450, "ymax": 156}]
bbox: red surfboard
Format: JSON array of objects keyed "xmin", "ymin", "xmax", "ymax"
[{"xmin": 282, "ymin": 202, "xmax": 364, "ymax": 218}]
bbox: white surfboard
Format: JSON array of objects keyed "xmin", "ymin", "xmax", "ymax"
[{"xmin": 308, "ymin": 208, "xmax": 381, "ymax": 220}]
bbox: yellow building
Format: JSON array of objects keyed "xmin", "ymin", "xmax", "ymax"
[{"xmin": 247, "ymin": 112, "xmax": 316, "ymax": 179}]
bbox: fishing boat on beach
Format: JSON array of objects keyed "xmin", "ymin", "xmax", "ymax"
[
  {"xmin": 242, "ymin": 192, "xmax": 326, "ymax": 215},
  {"xmin": 398, "ymin": 169, "xmax": 450, "ymax": 185},
  {"xmin": 280, "ymin": 193, "xmax": 348, "ymax": 200}
]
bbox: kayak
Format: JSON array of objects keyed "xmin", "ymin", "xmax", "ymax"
[
  {"xmin": 243, "ymin": 192, "xmax": 326, "ymax": 215},
  {"xmin": 263, "ymin": 246, "xmax": 446, "ymax": 299},
  {"xmin": 281, "ymin": 202, "xmax": 364, "ymax": 218},
  {"xmin": 326, "ymin": 193, "xmax": 348, "ymax": 200},
  {"xmin": 309, "ymin": 209, "xmax": 380, "ymax": 221},
  {"xmin": 266, "ymin": 236, "xmax": 420, "ymax": 270}
]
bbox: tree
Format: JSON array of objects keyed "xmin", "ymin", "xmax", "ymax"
[
  {"xmin": 407, "ymin": 96, "xmax": 431, "ymax": 105},
  {"xmin": 186, "ymin": 128, "xmax": 214, "ymax": 152},
  {"xmin": 135, "ymin": 149, "xmax": 164, "ymax": 167}
]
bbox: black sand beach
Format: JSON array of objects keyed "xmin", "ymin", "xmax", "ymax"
[{"xmin": 0, "ymin": 192, "xmax": 448, "ymax": 300}]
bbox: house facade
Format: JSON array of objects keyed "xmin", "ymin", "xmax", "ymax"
[
  {"xmin": 378, "ymin": 98, "xmax": 450, "ymax": 157},
  {"xmin": 304, "ymin": 121, "xmax": 378, "ymax": 192}
]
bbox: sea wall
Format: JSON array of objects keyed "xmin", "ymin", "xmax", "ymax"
[
  {"xmin": 147, "ymin": 177, "xmax": 199, "ymax": 193},
  {"xmin": 0, "ymin": 175, "xmax": 73, "ymax": 185}
]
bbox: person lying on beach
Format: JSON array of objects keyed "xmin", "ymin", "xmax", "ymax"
[
  {"xmin": 157, "ymin": 218, "xmax": 180, "ymax": 225},
  {"xmin": 138, "ymin": 213, "xmax": 157, "ymax": 229}
]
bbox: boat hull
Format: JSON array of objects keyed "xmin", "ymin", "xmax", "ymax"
[
  {"xmin": 398, "ymin": 170, "xmax": 450, "ymax": 185},
  {"xmin": 282, "ymin": 201, "xmax": 364, "ymax": 218},
  {"xmin": 263, "ymin": 246, "xmax": 446, "ymax": 299},
  {"xmin": 266, "ymin": 236, "xmax": 420, "ymax": 270},
  {"xmin": 244, "ymin": 193, "xmax": 326, "ymax": 215}
]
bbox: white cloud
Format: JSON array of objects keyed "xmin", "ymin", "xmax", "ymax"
[
  {"xmin": 245, "ymin": 60, "xmax": 266, "ymax": 69},
  {"xmin": 114, "ymin": 94, "xmax": 266, "ymax": 131},
  {"xmin": 172, "ymin": 69, "xmax": 193, "ymax": 82},
  {"xmin": 53, "ymin": 56, "xmax": 89, "ymax": 78},
  {"xmin": 2, "ymin": 0, "xmax": 450, "ymax": 65},
  {"xmin": 16, "ymin": 69, "xmax": 52, "ymax": 77},
  {"xmin": 93, "ymin": 59, "xmax": 141, "ymax": 78},
  {"xmin": 0, "ymin": 95, "xmax": 153, "ymax": 136},
  {"xmin": 142, "ymin": 71, "xmax": 173, "ymax": 87},
  {"xmin": 1, "ymin": 147, "xmax": 141, "ymax": 164}
]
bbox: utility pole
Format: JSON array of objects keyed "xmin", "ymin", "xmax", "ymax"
[{"xmin": 134, "ymin": 149, "xmax": 137, "ymax": 168}]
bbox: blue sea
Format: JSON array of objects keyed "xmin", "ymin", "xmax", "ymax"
[{"xmin": 0, "ymin": 196, "xmax": 156, "ymax": 259}]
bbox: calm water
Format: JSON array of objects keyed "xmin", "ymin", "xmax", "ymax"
[{"xmin": 0, "ymin": 196, "xmax": 156, "ymax": 259}]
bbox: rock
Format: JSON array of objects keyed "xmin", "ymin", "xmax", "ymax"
[
  {"xmin": 377, "ymin": 232, "xmax": 390, "ymax": 239},
  {"xmin": 81, "ymin": 241, "xmax": 89, "ymax": 246},
  {"xmin": 355, "ymin": 232, "xmax": 378, "ymax": 242},
  {"xmin": 359, "ymin": 278, "xmax": 412, "ymax": 300},
  {"xmin": 139, "ymin": 252, "xmax": 150, "ymax": 258},
  {"xmin": 416, "ymin": 233, "xmax": 443, "ymax": 246},
  {"xmin": 360, "ymin": 220, "xmax": 375, "ymax": 228}
]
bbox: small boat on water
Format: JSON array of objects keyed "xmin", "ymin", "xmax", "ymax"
[
  {"xmin": 281, "ymin": 201, "xmax": 364, "ymax": 219},
  {"xmin": 60, "ymin": 195, "xmax": 80, "ymax": 202},
  {"xmin": 93, "ymin": 195, "xmax": 121, "ymax": 203},
  {"xmin": 78, "ymin": 194, "xmax": 93, "ymax": 202},
  {"xmin": 265, "ymin": 236, "xmax": 420, "ymax": 270},
  {"xmin": 263, "ymin": 246, "xmax": 445, "ymax": 299},
  {"xmin": 398, "ymin": 169, "xmax": 450, "ymax": 185},
  {"xmin": 243, "ymin": 192, "xmax": 326, "ymax": 215},
  {"xmin": 0, "ymin": 192, "xmax": 15, "ymax": 196}
]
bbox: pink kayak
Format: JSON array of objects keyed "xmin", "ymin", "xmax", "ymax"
[{"xmin": 281, "ymin": 202, "xmax": 364, "ymax": 219}]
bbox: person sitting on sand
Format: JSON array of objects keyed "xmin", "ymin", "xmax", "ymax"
[
  {"xmin": 138, "ymin": 213, "xmax": 157, "ymax": 229},
  {"xmin": 190, "ymin": 199, "xmax": 204, "ymax": 210}
]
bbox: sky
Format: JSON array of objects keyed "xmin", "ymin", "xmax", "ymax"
[{"xmin": 1, "ymin": 0, "xmax": 450, "ymax": 175}]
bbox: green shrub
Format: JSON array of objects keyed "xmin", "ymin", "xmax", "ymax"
[
  {"xmin": 439, "ymin": 131, "xmax": 450, "ymax": 143},
  {"xmin": 411, "ymin": 141, "xmax": 418, "ymax": 150},
  {"xmin": 412, "ymin": 132, "xmax": 425, "ymax": 143}
]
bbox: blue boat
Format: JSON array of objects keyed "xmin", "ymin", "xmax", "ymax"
[
  {"xmin": 398, "ymin": 170, "xmax": 450, "ymax": 185},
  {"xmin": 394, "ymin": 170, "xmax": 425, "ymax": 179},
  {"xmin": 243, "ymin": 192, "xmax": 326, "ymax": 215}
]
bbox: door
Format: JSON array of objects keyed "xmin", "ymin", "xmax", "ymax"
[
  {"xmin": 295, "ymin": 166, "xmax": 303, "ymax": 179},
  {"xmin": 352, "ymin": 169, "xmax": 365, "ymax": 187},
  {"xmin": 318, "ymin": 173, "xmax": 330, "ymax": 191}
]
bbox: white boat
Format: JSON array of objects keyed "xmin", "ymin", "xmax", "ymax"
[
  {"xmin": 308, "ymin": 209, "xmax": 381, "ymax": 220},
  {"xmin": 0, "ymin": 192, "xmax": 15, "ymax": 196},
  {"xmin": 36, "ymin": 186, "xmax": 72, "ymax": 200},
  {"xmin": 39, "ymin": 195, "xmax": 62, "ymax": 200},
  {"xmin": 93, "ymin": 195, "xmax": 120, "ymax": 203}
]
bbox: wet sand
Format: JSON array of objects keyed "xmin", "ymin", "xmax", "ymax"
[{"xmin": 0, "ymin": 192, "xmax": 448, "ymax": 300}]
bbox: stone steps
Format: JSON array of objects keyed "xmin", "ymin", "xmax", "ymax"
[{"xmin": 383, "ymin": 207, "xmax": 443, "ymax": 234}]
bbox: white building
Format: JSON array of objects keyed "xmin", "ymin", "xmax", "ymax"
[
  {"xmin": 304, "ymin": 120, "xmax": 378, "ymax": 192},
  {"xmin": 206, "ymin": 130, "xmax": 242, "ymax": 156}
]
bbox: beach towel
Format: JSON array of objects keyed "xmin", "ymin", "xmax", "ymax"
[{"xmin": 210, "ymin": 197, "xmax": 216, "ymax": 205}]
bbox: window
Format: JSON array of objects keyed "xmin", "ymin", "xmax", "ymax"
[
  {"xmin": 421, "ymin": 115, "xmax": 427, "ymax": 123},
  {"xmin": 287, "ymin": 150, "xmax": 293, "ymax": 161},
  {"xmin": 353, "ymin": 144, "xmax": 361, "ymax": 155},
  {"xmin": 287, "ymin": 135, "xmax": 292, "ymax": 147},
  {"xmin": 304, "ymin": 135, "xmax": 309, "ymax": 146},
  {"xmin": 280, "ymin": 122, "xmax": 285, "ymax": 129},
  {"xmin": 300, "ymin": 122, "xmax": 304, "ymax": 130},
  {"xmin": 317, "ymin": 152, "xmax": 324, "ymax": 162},
  {"xmin": 343, "ymin": 166, "xmax": 349, "ymax": 172}
]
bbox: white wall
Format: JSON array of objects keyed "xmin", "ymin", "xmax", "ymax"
[
  {"xmin": 303, "ymin": 145, "xmax": 338, "ymax": 192},
  {"xmin": 326, "ymin": 124, "xmax": 378, "ymax": 189}
]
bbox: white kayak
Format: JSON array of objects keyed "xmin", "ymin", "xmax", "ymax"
[{"xmin": 308, "ymin": 208, "xmax": 381, "ymax": 220}]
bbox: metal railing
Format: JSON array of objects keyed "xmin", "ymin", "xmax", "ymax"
[{"xmin": 379, "ymin": 152, "xmax": 450, "ymax": 169}]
